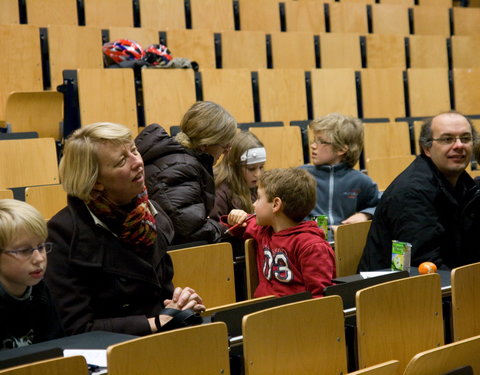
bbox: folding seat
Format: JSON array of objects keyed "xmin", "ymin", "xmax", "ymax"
[
  {"xmin": 201, "ymin": 69, "xmax": 255, "ymax": 123},
  {"xmin": 256, "ymin": 69, "xmax": 308, "ymax": 124},
  {"xmin": 46, "ymin": 25, "xmax": 103, "ymax": 89},
  {"xmin": 310, "ymin": 68, "xmax": 358, "ymax": 118},
  {"xmin": 284, "ymin": 0, "xmax": 326, "ymax": 33},
  {"xmin": 411, "ymin": 5, "xmax": 450, "ymax": 36},
  {"xmin": 220, "ymin": 30, "xmax": 267, "ymax": 69},
  {"xmin": 328, "ymin": 3, "xmax": 368, "ymax": 34},
  {"xmin": 238, "ymin": 0, "xmax": 281, "ymax": 33},
  {"xmin": 452, "ymin": 7, "xmax": 480, "ymax": 35},
  {"xmin": 270, "ymin": 31, "xmax": 316, "ymax": 69},
  {"xmin": 142, "ymin": 69, "xmax": 196, "ymax": 131},
  {"xmin": 163, "ymin": 29, "xmax": 216, "ymax": 69},
  {"xmin": 408, "ymin": 35, "xmax": 448, "ymax": 68},
  {"xmin": 364, "ymin": 34, "xmax": 406, "ymax": 69},
  {"xmin": 0, "ymin": 25, "xmax": 43, "ymax": 122},
  {"xmin": 139, "ymin": 0, "xmax": 185, "ymax": 29},
  {"xmin": 407, "ymin": 68, "xmax": 451, "ymax": 118},
  {"xmin": 83, "ymin": 0, "xmax": 134, "ymax": 27},
  {"xmin": 0, "ymin": 0, "xmax": 19, "ymax": 24},
  {"xmin": 25, "ymin": 0, "xmax": 77, "ymax": 26},
  {"xmin": 451, "ymin": 35, "xmax": 480, "ymax": 68},
  {"xmin": 319, "ymin": 33, "xmax": 362, "ymax": 69},
  {"xmin": 360, "ymin": 68, "xmax": 405, "ymax": 119},
  {"xmin": 190, "ymin": 0, "xmax": 234, "ymax": 31},
  {"xmin": 371, "ymin": 4, "xmax": 410, "ymax": 35}
]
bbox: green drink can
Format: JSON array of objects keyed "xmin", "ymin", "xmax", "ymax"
[{"xmin": 310, "ymin": 215, "xmax": 329, "ymax": 241}]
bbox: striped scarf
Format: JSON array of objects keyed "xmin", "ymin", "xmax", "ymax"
[{"xmin": 87, "ymin": 186, "xmax": 157, "ymax": 253}]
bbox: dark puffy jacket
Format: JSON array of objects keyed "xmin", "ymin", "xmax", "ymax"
[
  {"xmin": 359, "ymin": 155, "xmax": 480, "ymax": 271},
  {"xmin": 136, "ymin": 124, "xmax": 225, "ymax": 244}
]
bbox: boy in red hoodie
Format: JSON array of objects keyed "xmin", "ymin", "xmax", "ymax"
[{"xmin": 224, "ymin": 168, "xmax": 336, "ymax": 298}]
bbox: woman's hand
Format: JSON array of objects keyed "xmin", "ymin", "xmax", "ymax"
[
  {"xmin": 149, "ymin": 287, "xmax": 205, "ymax": 333},
  {"xmin": 163, "ymin": 286, "xmax": 205, "ymax": 312}
]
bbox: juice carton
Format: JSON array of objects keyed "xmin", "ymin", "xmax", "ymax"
[{"xmin": 391, "ymin": 240, "xmax": 412, "ymax": 272}]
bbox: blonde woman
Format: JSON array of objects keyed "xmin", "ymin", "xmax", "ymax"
[
  {"xmin": 46, "ymin": 122, "xmax": 204, "ymax": 336},
  {"xmin": 210, "ymin": 131, "xmax": 266, "ymax": 221},
  {"xmin": 136, "ymin": 101, "xmax": 237, "ymax": 245}
]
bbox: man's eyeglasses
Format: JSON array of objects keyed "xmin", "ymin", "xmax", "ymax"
[
  {"xmin": 312, "ymin": 137, "xmax": 332, "ymax": 146},
  {"xmin": 1, "ymin": 242, "xmax": 52, "ymax": 259},
  {"xmin": 431, "ymin": 136, "xmax": 473, "ymax": 145}
]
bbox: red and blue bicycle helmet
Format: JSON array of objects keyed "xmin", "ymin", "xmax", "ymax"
[
  {"xmin": 144, "ymin": 44, "xmax": 173, "ymax": 66},
  {"xmin": 102, "ymin": 39, "xmax": 145, "ymax": 66}
]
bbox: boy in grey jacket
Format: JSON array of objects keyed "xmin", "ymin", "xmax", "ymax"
[{"xmin": 300, "ymin": 113, "xmax": 380, "ymax": 229}]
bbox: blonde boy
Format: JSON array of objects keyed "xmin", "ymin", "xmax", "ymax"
[
  {"xmin": 225, "ymin": 168, "xmax": 335, "ymax": 298},
  {"xmin": 300, "ymin": 113, "xmax": 380, "ymax": 226},
  {"xmin": 0, "ymin": 200, "xmax": 63, "ymax": 349}
]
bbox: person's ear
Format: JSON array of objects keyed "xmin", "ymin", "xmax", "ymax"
[
  {"xmin": 337, "ymin": 145, "xmax": 348, "ymax": 157},
  {"xmin": 272, "ymin": 197, "xmax": 282, "ymax": 213},
  {"xmin": 422, "ymin": 145, "xmax": 432, "ymax": 157}
]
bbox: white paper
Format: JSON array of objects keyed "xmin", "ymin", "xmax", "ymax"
[
  {"xmin": 360, "ymin": 271, "xmax": 398, "ymax": 279},
  {"xmin": 63, "ymin": 349, "xmax": 107, "ymax": 367}
]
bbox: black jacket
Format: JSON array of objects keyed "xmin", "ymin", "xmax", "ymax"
[
  {"xmin": 0, "ymin": 281, "xmax": 63, "ymax": 350},
  {"xmin": 136, "ymin": 124, "xmax": 225, "ymax": 244},
  {"xmin": 45, "ymin": 196, "xmax": 175, "ymax": 336},
  {"xmin": 359, "ymin": 155, "xmax": 480, "ymax": 271}
]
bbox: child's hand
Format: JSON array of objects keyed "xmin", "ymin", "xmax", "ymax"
[{"xmin": 228, "ymin": 209, "xmax": 249, "ymax": 226}]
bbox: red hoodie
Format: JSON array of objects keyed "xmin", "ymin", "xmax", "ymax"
[{"xmin": 225, "ymin": 218, "xmax": 336, "ymax": 298}]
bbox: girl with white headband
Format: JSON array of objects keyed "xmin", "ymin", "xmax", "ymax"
[{"xmin": 210, "ymin": 131, "xmax": 266, "ymax": 221}]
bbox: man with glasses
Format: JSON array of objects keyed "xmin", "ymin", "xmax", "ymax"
[{"xmin": 359, "ymin": 112, "xmax": 480, "ymax": 271}]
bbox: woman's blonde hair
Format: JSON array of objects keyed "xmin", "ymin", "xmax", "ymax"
[
  {"xmin": 309, "ymin": 113, "xmax": 364, "ymax": 168},
  {"xmin": 0, "ymin": 199, "xmax": 47, "ymax": 250},
  {"xmin": 214, "ymin": 131, "xmax": 264, "ymax": 213},
  {"xmin": 60, "ymin": 122, "xmax": 133, "ymax": 201},
  {"xmin": 175, "ymin": 101, "xmax": 237, "ymax": 151}
]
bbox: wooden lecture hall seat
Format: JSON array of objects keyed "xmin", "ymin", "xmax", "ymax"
[
  {"xmin": 168, "ymin": 242, "xmax": 236, "ymax": 308},
  {"xmin": 356, "ymin": 274, "xmax": 444, "ymax": 373},
  {"xmin": 107, "ymin": 322, "xmax": 230, "ymax": 375},
  {"xmin": 142, "ymin": 68, "xmax": 196, "ymax": 131},
  {"xmin": 201, "ymin": 69, "xmax": 255, "ymax": 123}
]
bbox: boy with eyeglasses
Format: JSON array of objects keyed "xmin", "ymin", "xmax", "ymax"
[
  {"xmin": 0, "ymin": 199, "xmax": 63, "ymax": 350},
  {"xmin": 360, "ymin": 112, "xmax": 480, "ymax": 271},
  {"xmin": 300, "ymin": 113, "xmax": 380, "ymax": 228}
]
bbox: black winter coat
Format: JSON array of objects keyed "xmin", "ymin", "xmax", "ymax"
[
  {"xmin": 45, "ymin": 196, "xmax": 175, "ymax": 336},
  {"xmin": 359, "ymin": 155, "xmax": 480, "ymax": 271},
  {"xmin": 136, "ymin": 124, "xmax": 225, "ymax": 244},
  {"xmin": 0, "ymin": 281, "xmax": 64, "ymax": 350}
]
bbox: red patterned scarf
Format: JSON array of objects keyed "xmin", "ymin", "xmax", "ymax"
[{"xmin": 87, "ymin": 186, "xmax": 157, "ymax": 252}]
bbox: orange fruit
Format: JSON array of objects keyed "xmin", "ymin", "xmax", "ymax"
[{"xmin": 418, "ymin": 261, "xmax": 437, "ymax": 274}]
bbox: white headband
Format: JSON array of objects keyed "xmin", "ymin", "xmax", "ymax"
[{"xmin": 240, "ymin": 147, "xmax": 267, "ymax": 165}]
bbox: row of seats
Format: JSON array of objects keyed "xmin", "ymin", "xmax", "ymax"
[
  {"xmin": 58, "ymin": 67, "xmax": 478, "ymax": 128},
  {"xmin": 4, "ymin": 330, "xmax": 480, "ymax": 375},
  {"xmin": 3, "ymin": 21, "xmax": 480, "ymax": 122},
  {"xmin": 3, "ymin": 261, "xmax": 480, "ymax": 374},
  {"xmin": 5, "ymin": 23, "xmax": 480, "ymax": 89},
  {"xmin": 1, "ymin": 0, "xmax": 477, "ymax": 35}
]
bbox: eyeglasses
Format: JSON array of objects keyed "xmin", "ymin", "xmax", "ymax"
[
  {"xmin": 1, "ymin": 242, "xmax": 52, "ymax": 259},
  {"xmin": 431, "ymin": 136, "xmax": 473, "ymax": 145},
  {"xmin": 312, "ymin": 137, "xmax": 332, "ymax": 146}
]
